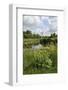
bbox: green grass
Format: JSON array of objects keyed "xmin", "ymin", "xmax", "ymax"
[
  {"xmin": 23, "ymin": 44, "xmax": 57, "ymax": 75},
  {"xmin": 24, "ymin": 38, "xmax": 40, "ymax": 48}
]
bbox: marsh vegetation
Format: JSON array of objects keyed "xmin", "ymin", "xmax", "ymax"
[{"xmin": 23, "ymin": 30, "xmax": 57, "ymax": 74}]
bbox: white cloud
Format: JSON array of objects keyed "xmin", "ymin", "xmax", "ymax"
[{"xmin": 23, "ymin": 15, "xmax": 57, "ymax": 36}]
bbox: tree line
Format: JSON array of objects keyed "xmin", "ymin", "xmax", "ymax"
[{"xmin": 23, "ymin": 30, "xmax": 57, "ymax": 45}]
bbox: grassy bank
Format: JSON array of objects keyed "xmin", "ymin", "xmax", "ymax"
[{"xmin": 23, "ymin": 44, "xmax": 57, "ymax": 74}]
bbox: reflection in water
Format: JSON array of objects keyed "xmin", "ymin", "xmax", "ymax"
[{"xmin": 32, "ymin": 44, "xmax": 42, "ymax": 50}]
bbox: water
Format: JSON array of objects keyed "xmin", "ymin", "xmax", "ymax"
[{"xmin": 32, "ymin": 44, "xmax": 42, "ymax": 49}]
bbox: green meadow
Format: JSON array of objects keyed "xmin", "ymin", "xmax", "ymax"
[{"xmin": 23, "ymin": 31, "xmax": 57, "ymax": 75}]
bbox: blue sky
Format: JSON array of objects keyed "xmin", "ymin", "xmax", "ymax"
[{"xmin": 23, "ymin": 15, "xmax": 57, "ymax": 36}]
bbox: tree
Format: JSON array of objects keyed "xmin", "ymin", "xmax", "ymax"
[
  {"xmin": 50, "ymin": 33, "xmax": 57, "ymax": 38},
  {"xmin": 26, "ymin": 30, "xmax": 32, "ymax": 34},
  {"xmin": 23, "ymin": 30, "xmax": 41, "ymax": 38},
  {"xmin": 23, "ymin": 30, "xmax": 32, "ymax": 38}
]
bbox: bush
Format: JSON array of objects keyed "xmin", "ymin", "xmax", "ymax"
[{"xmin": 40, "ymin": 37, "xmax": 57, "ymax": 45}]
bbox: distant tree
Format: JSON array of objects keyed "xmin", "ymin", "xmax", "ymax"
[
  {"xmin": 40, "ymin": 38, "xmax": 48, "ymax": 45},
  {"xmin": 40, "ymin": 33, "xmax": 57, "ymax": 45},
  {"xmin": 23, "ymin": 30, "xmax": 41, "ymax": 38},
  {"xmin": 23, "ymin": 30, "xmax": 32, "ymax": 38},
  {"xmin": 50, "ymin": 33, "xmax": 57, "ymax": 38},
  {"xmin": 32, "ymin": 34, "xmax": 41, "ymax": 38},
  {"xmin": 26, "ymin": 30, "xmax": 32, "ymax": 34}
]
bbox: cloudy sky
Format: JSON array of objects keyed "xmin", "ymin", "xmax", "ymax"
[{"xmin": 23, "ymin": 15, "xmax": 57, "ymax": 36}]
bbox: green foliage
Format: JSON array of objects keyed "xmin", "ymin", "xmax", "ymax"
[
  {"xmin": 40, "ymin": 37, "xmax": 57, "ymax": 45},
  {"xmin": 24, "ymin": 39, "xmax": 40, "ymax": 48},
  {"xmin": 23, "ymin": 45, "xmax": 57, "ymax": 74},
  {"xmin": 23, "ymin": 30, "xmax": 32, "ymax": 38},
  {"xmin": 23, "ymin": 30, "xmax": 41, "ymax": 39},
  {"xmin": 23, "ymin": 31, "xmax": 57, "ymax": 74},
  {"xmin": 50, "ymin": 33, "xmax": 57, "ymax": 38}
]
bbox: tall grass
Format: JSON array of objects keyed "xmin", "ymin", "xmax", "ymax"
[{"xmin": 23, "ymin": 45, "xmax": 57, "ymax": 74}]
